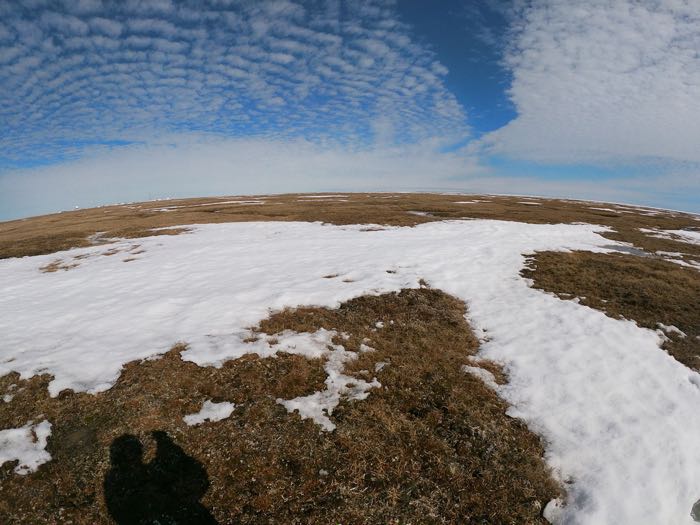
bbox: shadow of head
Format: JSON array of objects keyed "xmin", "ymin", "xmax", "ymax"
[
  {"xmin": 104, "ymin": 431, "xmax": 218, "ymax": 525},
  {"xmin": 109, "ymin": 434, "xmax": 143, "ymax": 468}
]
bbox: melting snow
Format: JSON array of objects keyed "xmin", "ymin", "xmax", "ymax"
[
  {"xmin": 183, "ymin": 400, "xmax": 235, "ymax": 426},
  {"xmin": 277, "ymin": 335, "xmax": 380, "ymax": 431},
  {"xmin": 588, "ymin": 207, "xmax": 620, "ymax": 213},
  {"xmin": 641, "ymin": 228, "xmax": 700, "ymax": 246},
  {"xmin": 154, "ymin": 200, "xmax": 265, "ymax": 212},
  {"xmin": 297, "ymin": 194, "xmax": 348, "ymax": 199},
  {"xmin": 1, "ymin": 220, "xmax": 700, "ymax": 522},
  {"xmin": 374, "ymin": 361, "xmax": 388, "ymax": 372},
  {"xmin": 462, "ymin": 365, "xmax": 499, "ymax": 390},
  {"xmin": 657, "ymin": 323, "xmax": 687, "ymax": 339},
  {"xmin": 0, "ymin": 420, "xmax": 52, "ymax": 474}
]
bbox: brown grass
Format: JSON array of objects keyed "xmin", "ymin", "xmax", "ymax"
[
  {"xmin": 0, "ymin": 289, "xmax": 559, "ymax": 524},
  {"xmin": 522, "ymin": 252, "xmax": 700, "ymax": 371},
  {"xmin": 2, "ymin": 193, "xmax": 698, "ymax": 266}
]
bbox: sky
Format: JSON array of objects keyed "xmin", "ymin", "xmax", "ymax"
[{"xmin": 0, "ymin": 0, "xmax": 699, "ymax": 220}]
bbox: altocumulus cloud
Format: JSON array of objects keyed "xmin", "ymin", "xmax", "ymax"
[{"xmin": 0, "ymin": 0, "xmax": 469, "ymax": 169}]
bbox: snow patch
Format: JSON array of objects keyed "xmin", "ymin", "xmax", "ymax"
[
  {"xmin": 543, "ymin": 498, "xmax": 566, "ymax": 523},
  {"xmin": 589, "ymin": 207, "xmax": 619, "ymax": 213},
  {"xmin": 277, "ymin": 338, "xmax": 380, "ymax": 431},
  {"xmin": 183, "ymin": 328, "xmax": 339, "ymax": 368},
  {"xmin": 657, "ymin": 323, "xmax": 687, "ymax": 338},
  {"xmin": 462, "ymin": 365, "xmax": 499, "ymax": 390},
  {"xmin": 154, "ymin": 200, "xmax": 265, "ymax": 212},
  {"xmin": 0, "ymin": 420, "xmax": 52, "ymax": 475},
  {"xmin": 641, "ymin": 228, "xmax": 700, "ymax": 246},
  {"xmin": 298, "ymin": 195, "xmax": 348, "ymax": 199},
  {"xmin": 183, "ymin": 400, "xmax": 235, "ymax": 426}
]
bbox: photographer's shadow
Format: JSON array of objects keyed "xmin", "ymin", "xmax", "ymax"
[{"xmin": 104, "ymin": 431, "xmax": 218, "ymax": 525}]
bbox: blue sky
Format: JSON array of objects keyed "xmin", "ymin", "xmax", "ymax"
[{"xmin": 1, "ymin": 0, "xmax": 699, "ymax": 219}]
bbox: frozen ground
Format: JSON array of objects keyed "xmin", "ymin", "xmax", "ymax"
[{"xmin": 1, "ymin": 220, "xmax": 700, "ymax": 524}]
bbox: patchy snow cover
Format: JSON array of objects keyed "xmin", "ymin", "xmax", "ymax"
[
  {"xmin": 277, "ymin": 336, "xmax": 380, "ymax": 431},
  {"xmin": 297, "ymin": 195, "xmax": 348, "ymax": 199},
  {"xmin": 657, "ymin": 323, "xmax": 687, "ymax": 339},
  {"xmin": 182, "ymin": 326, "xmax": 381, "ymax": 430},
  {"xmin": 187, "ymin": 326, "xmax": 342, "ymax": 367},
  {"xmin": 674, "ymin": 259, "xmax": 700, "ymax": 270},
  {"xmin": 0, "ymin": 420, "xmax": 52, "ymax": 474},
  {"xmin": 462, "ymin": 365, "xmax": 499, "ymax": 390},
  {"xmin": 154, "ymin": 200, "xmax": 265, "ymax": 212},
  {"xmin": 656, "ymin": 251, "xmax": 685, "ymax": 258},
  {"xmin": 2, "ymin": 220, "xmax": 700, "ymax": 523},
  {"xmin": 588, "ymin": 207, "xmax": 620, "ymax": 213},
  {"xmin": 183, "ymin": 400, "xmax": 235, "ymax": 426},
  {"xmin": 641, "ymin": 227, "xmax": 700, "ymax": 246}
]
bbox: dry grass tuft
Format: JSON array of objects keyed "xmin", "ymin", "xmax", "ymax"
[
  {"xmin": 0, "ymin": 289, "xmax": 559, "ymax": 524},
  {"xmin": 39, "ymin": 258, "xmax": 80, "ymax": 273}
]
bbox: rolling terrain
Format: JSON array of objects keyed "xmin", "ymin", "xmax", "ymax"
[{"xmin": 1, "ymin": 193, "xmax": 699, "ymax": 524}]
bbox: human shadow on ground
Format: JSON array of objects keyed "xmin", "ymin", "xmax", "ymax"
[{"xmin": 104, "ymin": 431, "xmax": 218, "ymax": 525}]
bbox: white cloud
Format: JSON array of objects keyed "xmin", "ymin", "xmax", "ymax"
[
  {"xmin": 488, "ymin": 0, "xmax": 700, "ymax": 165},
  {"xmin": 89, "ymin": 16, "xmax": 123, "ymax": 36},
  {"xmin": 5, "ymin": 131, "xmax": 698, "ymax": 221},
  {"xmin": 127, "ymin": 18, "xmax": 178, "ymax": 37},
  {"xmin": 40, "ymin": 11, "xmax": 90, "ymax": 35},
  {"xmin": 67, "ymin": 0, "xmax": 104, "ymax": 14},
  {"xmin": 0, "ymin": 0, "xmax": 469, "ymax": 169},
  {"xmin": 0, "ymin": 134, "xmax": 483, "ymax": 219}
]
